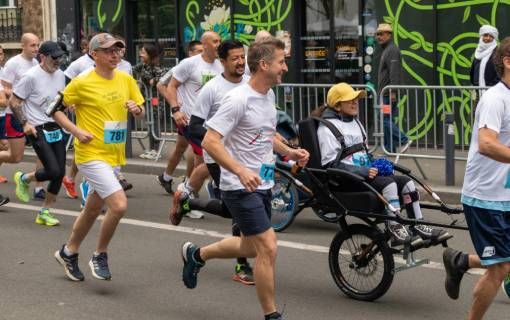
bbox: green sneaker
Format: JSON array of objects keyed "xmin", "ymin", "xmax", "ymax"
[
  {"xmin": 14, "ymin": 171, "xmax": 30, "ymax": 203},
  {"xmin": 502, "ymin": 274, "xmax": 510, "ymax": 299},
  {"xmin": 35, "ymin": 209, "xmax": 60, "ymax": 226}
]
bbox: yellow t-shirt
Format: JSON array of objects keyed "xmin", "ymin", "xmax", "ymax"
[{"xmin": 63, "ymin": 69, "xmax": 144, "ymax": 167}]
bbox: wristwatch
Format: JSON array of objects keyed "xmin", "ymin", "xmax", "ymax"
[{"xmin": 171, "ymin": 106, "xmax": 180, "ymax": 114}]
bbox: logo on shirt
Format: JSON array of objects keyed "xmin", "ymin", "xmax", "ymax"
[
  {"xmin": 482, "ymin": 246, "xmax": 496, "ymax": 258},
  {"xmin": 248, "ymin": 129, "xmax": 272, "ymax": 146}
]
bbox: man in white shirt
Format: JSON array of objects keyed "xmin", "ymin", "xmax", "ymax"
[
  {"xmin": 9, "ymin": 41, "xmax": 67, "ymax": 226},
  {"xmin": 443, "ymin": 37, "xmax": 510, "ymax": 320},
  {"xmin": 0, "ymin": 34, "xmax": 41, "ymax": 196},
  {"xmin": 180, "ymin": 38, "xmax": 309, "ymax": 320},
  {"xmin": 166, "ymin": 31, "xmax": 223, "ymax": 219}
]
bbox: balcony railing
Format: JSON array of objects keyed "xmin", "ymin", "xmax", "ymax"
[{"xmin": 0, "ymin": 7, "xmax": 22, "ymax": 42}]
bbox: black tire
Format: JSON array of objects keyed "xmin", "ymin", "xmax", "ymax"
[
  {"xmin": 271, "ymin": 173, "xmax": 299, "ymax": 232},
  {"xmin": 329, "ymin": 224, "xmax": 394, "ymax": 301}
]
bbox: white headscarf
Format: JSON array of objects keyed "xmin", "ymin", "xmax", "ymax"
[
  {"xmin": 474, "ymin": 25, "xmax": 498, "ymax": 60},
  {"xmin": 475, "ymin": 25, "xmax": 498, "ymax": 87}
]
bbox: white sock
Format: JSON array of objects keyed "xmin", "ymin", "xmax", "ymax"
[
  {"xmin": 402, "ymin": 181, "xmax": 423, "ymax": 219},
  {"xmin": 63, "ymin": 245, "xmax": 74, "ymax": 256},
  {"xmin": 163, "ymin": 172, "xmax": 173, "ymax": 182},
  {"xmin": 35, "ymin": 186, "xmax": 43, "ymax": 192}
]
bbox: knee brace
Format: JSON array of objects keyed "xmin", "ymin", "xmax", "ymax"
[{"xmin": 402, "ymin": 190, "xmax": 420, "ymax": 205}]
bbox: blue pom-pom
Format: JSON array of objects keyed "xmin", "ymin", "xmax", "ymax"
[{"xmin": 372, "ymin": 158, "xmax": 394, "ymax": 176}]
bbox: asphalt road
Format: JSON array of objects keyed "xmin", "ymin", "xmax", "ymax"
[{"xmin": 0, "ymin": 162, "xmax": 508, "ymax": 320}]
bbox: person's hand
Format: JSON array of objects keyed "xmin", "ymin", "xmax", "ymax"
[
  {"xmin": 23, "ymin": 123, "xmax": 37, "ymax": 137},
  {"xmin": 75, "ymin": 128, "xmax": 93, "ymax": 144},
  {"xmin": 289, "ymin": 148, "xmax": 310, "ymax": 167},
  {"xmin": 173, "ymin": 111, "xmax": 188, "ymax": 127},
  {"xmin": 126, "ymin": 100, "xmax": 142, "ymax": 115},
  {"xmin": 368, "ymin": 167, "xmax": 378, "ymax": 179},
  {"xmin": 237, "ymin": 167, "xmax": 262, "ymax": 192}
]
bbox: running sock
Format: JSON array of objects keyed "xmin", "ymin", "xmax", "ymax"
[
  {"xmin": 265, "ymin": 312, "xmax": 281, "ymax": 320},
  {"xmin": 163, "ymin": 172, "xmax": 173, "ymax": 182},
  {"xmin": 237, "ymin": 257, "xmax": 248, "ymax": 265},
  {"xmin": 39, "ymin": 207, "xmax": 48, "ymax": 213},
  {"xmin": 401, "ymin": 181, "xmax": 423, "ymax": 219},
  {"xmin": 193, "ymin": 248, "xmax": 205, "ymax": 264},
  {"xmin": 63, "ymin": 245, "xmax": 74, "ymax": 256},
  {"xmin": 21, "ymin": 173, "xmax": 29, "ymax": 183},
  {"xmin": 35, "ymin": 186, "xmax": 43, "ymax": 192}
]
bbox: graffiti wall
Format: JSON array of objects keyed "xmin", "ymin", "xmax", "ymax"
[
  {"xmin": 182, "ymin": 0, "xmax": 293, "ymax": 45},
  {"xmin": 377, "ymin": 0, "xmax": 510, "ymax": 146}
]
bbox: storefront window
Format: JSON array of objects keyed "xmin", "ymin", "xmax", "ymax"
[
  {"xmin": 132, "ymin": 0, "xmax": 177, "ymax": 67},
  {"xmin": 81, "ymin": 0, "xmax": 125, "ymax": 38},
  {"xmin": 302, "ymin": 0, "xmax": 331, "ymax": 84},
  {"xmin": 334, "ymin": 0, "xmax": 360, "ymax": 84}
]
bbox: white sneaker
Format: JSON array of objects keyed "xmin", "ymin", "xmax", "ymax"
[
  {"xmin": 143, "ymin": 150, "xmax": 159, "ymax": 160},
  {"xmin": 398, "ymin": 140, "xmax": 413, "ymax": 154},
  {"xmin": 185, "ymin": 211, "xmax": 204, "ymax": 219}
]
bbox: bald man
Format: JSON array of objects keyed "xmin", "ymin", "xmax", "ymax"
[
  {"xmin": 0, "ymin": 33, "xmax": 48, "ymax": 199},
  {"xmin": 164, "ymin": 32, "xmax": 223, "ymax": 219}
]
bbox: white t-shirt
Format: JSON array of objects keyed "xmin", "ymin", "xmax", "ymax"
[
  {"xmin": 206, "ymin": 83, "xmax": 277, "ymax": 191},
  {"xmin": 117, "ymin": 59, "xmax": 132, "ymax": 75},
  {"xmin": 172, "ymin": 54, "xmax": 223, "ymax": 118},
  {"xmin": 318, "ymin": 117, "xmax": 369, "ymax": 167},
  {"xmin": 462, "ymin": 82, "xmax": 510, "ymax": 210},
  {"xmin": 13, "ymin": 65, "xmax": 65, "ymax": 126},
  {"xmin": 64, "ymin": 54, "xmax": 94, "ymax": 79},
  {"xmin": 0, "ymin": 54, "xmax": 38, "ymax": 115},
  {"xmin": 193, "ymin": 74, "xmax": 249, "ymax": 163}
]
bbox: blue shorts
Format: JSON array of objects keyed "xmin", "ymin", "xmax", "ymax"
[
  {"xmin": 0, "ymin": 115, "xmax": 6, "ymax": 139},
  {"xmin": 464, "ymin": 204, "xmax": 510, "ymax": 266},
  {"xmin": 221, "ymin": 189, "xmax": 272, "ymax": 236}
]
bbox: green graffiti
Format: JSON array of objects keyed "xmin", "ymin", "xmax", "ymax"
[
  {"xmin": 96, "ymin": 0, "xmax": 123, "ymax": 29},
  {"xmin": 183, "ymin": 0, "xmax": 292, "ymax": 45},
  {"xmin": 384, "ymin": 0, "xmax": 505, "ymax": 145}
]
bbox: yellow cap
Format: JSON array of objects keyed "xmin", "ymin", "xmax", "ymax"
[{"xmin": 327, "ymin": 83, "xmax": 366, "ymax": 107}]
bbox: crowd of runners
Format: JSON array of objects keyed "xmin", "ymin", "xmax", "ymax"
[{"xmin": 1, "ymin": 26, "xmax": 510, "ymax": 320}]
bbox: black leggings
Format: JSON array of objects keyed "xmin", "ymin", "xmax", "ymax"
[{"xmin": 29, "ymin": 123, "xmax": 66, "ymax": 195}]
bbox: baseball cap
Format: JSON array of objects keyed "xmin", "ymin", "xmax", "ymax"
[
  {"xmin": 38, "ymin": 41, "xmax": 66, "ymax": 59},
  {"xmin": 89, "ymin": 33, "xmax": 125, "ymax": 53},
  {"xmin": 327, "ymin": 83, "xmax": 366, "ymax": 107}
]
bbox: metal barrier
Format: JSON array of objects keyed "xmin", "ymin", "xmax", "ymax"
[{"xmin": 378, "ymin": 85, "xmax": 487, "ymax": 160}]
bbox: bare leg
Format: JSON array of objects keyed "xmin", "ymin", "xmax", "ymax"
[
  {"xmin": 165, "ymin": 135, "xmax": 188, "ymax": 176},
  {"xmin": 185, "ymin": 147, "xmax": 194, "ymax": 178},
  {"xmin": 95, "ymin": 189, "xmax": 127, "ymax": 253},
  {"xmin": 34, "ymin": 159, "xmax": 44, "ymax": 190},
  {"xmin": 66, "ymin": 191, "xmax": 104, "ymax": 253},
  {"xmin": 187, "ymin": 163, "xmax": 209, "ymax": 192},
  {"xmin": 468, "ymin": 262, "xmax": 510, "ymax": 320},
  {"xmin": 0, "ymin": 138, "xmax": 25, "ymax": 163}
]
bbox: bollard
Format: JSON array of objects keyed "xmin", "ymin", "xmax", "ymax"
[{"xmin": 444, "ymin": 112, "xmax": 455, "ymax": 186}]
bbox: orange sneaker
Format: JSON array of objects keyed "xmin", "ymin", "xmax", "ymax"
[
  {"xmin": 62, "ymin": 176, "xmax": 78, "ymax": 199},
  {"xmin": 0, "ymin": 176, "xmax": 7, "ymax": 183}
]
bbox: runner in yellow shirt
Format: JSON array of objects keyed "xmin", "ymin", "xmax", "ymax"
[{"xmin": 51, "ymin": 33, "xmax": 145, "ymax": 281}]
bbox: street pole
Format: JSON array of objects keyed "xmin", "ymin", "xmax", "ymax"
[{"xmin": 444, "ymin": 112, "xmax": 455, "ymax": 186}]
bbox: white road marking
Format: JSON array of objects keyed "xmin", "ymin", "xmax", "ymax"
[{"xmin": 5, "ymin": 202, "xmax": 484, "ymax": 275}]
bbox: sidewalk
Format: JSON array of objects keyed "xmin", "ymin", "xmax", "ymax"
[{"xmin": 22, "ymin": 138, "xmax": 464, "ymax": 204}]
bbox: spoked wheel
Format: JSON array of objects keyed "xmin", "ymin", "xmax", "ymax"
[
  {"xmin": 271, "ymin": 173, "xmax": 299, "ymax": 232},
  {"xmin": 329, "ymin": 224, "xmax": 394, "ymax": 301}
]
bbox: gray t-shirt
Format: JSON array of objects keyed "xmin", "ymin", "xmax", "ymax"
[
  {"xmin": 13, "ymin": 65, "xmax": 65, "ymax": 126},
  {"xmin": 193, "ymin": 74, "xmax": 249, "ymax": 163},
  {"xmin": 206, "ymin": 83, "xmax": 277, "ymax": 191}
]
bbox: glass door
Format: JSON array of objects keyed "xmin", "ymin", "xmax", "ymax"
[{"xmin": 334, "ymin": 0, "xmax": 361, "ymax": 84}]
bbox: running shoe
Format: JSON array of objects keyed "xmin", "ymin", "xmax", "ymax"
[
  {"xmin": 412, "ymin": 224, "xmax": 452, "ymax": 243},
  {"xmin": 80, "ymin": 180, "xmax": 89, "ymax": 209},
  {"xmin": 35, "ymin": 208, "xmax": 60, "ymax": 226},
  {"xmin": 33, "ymin": 188, "xmax": 46, "ymax": 201},
  {"xmin": 13, "ymin": 171, "xmax": 30, "ymax": 203},
  {"xmin": 170, "ymin": 189, "xmax": 191, "ymax": 225},
  {"xmin": 266, "ymin": 312, "xmax": 283, "ymax": 320},
  {"xmin": 119, "ymin": 179, "xmax": 133, "ymax": 191},
  {"xmin": 232, "ymin": 263, "xmax": 255, "ymax": 285},
  {"xmin": 54, "ymin": 245, "xmax": 84, "ymax": 281},
  {"xmin": 387, "ymin": 223, "xmax": 423, "ymax": 247},
  {"xmin": 62, "ymin": 176, "xmax": 78, "ymax": 199},
  {"xmin": 185, "ymin": 211, "xmax": 204, "ymax": 219},
  {"xmin": 0, "ymin": 194, "xmax": 9, "ymax": 206},
  {"xmin": 181, "ymin": 241, "xmax": 204, "ymax": 289},
  {"xmin": 443, "ymin": 248, "xmax": 468, "ymax": 300},
  {"xmin": 89, "ymin": 252, "xmax": 111, "ymax": 280},
  {"xmin": 0, "ymin": 175, "xmax": 7, "ymax": 183},
  {"xmin": 157, "ymin": 174, "xmax": 174, "ymax": 194},
  {"xmin": 502, "ymin": 274, "xmax": 510, "ymax": 299}
]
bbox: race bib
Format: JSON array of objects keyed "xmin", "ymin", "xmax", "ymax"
[
  {"xmin": 104, "ymin": 121, "xmax": 127, "ymax": 144},
  {"xmin": 352, "ymin": 153, "xmax": 371, "ymax": 167},
  {"xmin": 260, "ymin": 154, "xmax": 276, "ymax": 182},
  {"xmin": 43, "ymin": 129, "xmax": 63, "ymax": 144}
]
